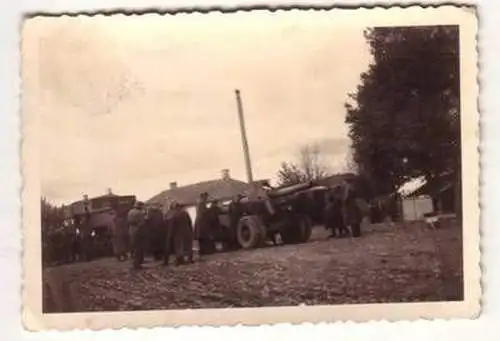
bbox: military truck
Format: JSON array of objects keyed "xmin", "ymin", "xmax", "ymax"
[
  {"xmin": 216, "ymin": 181, "xmax": 329, "ymax": 250},
  {"xmin": 66, "ymin": 192, "xmax": 137, "ymax": 260}
]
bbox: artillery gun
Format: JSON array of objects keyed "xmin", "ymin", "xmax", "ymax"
[{"xmin": 217, "ymin": 181, "xmax": 329, "ymax": 250}]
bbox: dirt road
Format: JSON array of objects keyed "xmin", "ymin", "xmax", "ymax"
[{"xmin": 43, "ymin": 222, "xmax": 463, "ymax": 312}]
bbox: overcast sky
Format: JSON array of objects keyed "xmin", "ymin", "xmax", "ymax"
[{"xmin": 22, "ymin": 10, "xmax": 371, "ymax": 205}]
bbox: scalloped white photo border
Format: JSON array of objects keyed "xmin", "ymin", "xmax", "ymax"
[{"xmin": 18, "ymin": 4, "xmax": 480, "ymax": 332}]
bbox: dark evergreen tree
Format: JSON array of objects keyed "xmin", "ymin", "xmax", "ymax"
[{"xmin": 345, "ymin": 25, "xmax": 460, "ymax": 197}]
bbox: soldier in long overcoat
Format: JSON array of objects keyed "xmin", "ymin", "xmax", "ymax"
[
  {"xmin": 178, "ymin": 203, "xmax": 194, "ymax": 263},
  {"xmin": 194, "ymin": 192, "xmax": 213, "ymax": 256},
  {"xmin": 205, "ymin": 200, "xmax": 222, "ymax": 251},
  {"xmin": 164, "ymin": 202, "xmax": 194, "ymax": 265},
  {"xmin": 324, "ymin": 188, "xmax": 348, "ymax": 238},
  {"xmin": 146, "ymin": 206, "xmax": 166, "ymax": 261},
  {"xmin": 197, "ymin": 201, "xmax": 220, "ymax": 256},
  {"xmin": 127, "ymin": 201, "xmax": 147, "ymax": 269},
  {"xmin": 72, "ymin": 226, "xmax": 81, "ymax": 262},
  {"xmin": 79, "ymin": 214, "xmax": 93, "ymax": 262},
  {"xmin": 341, "ymin": 180, "xmax": 364, "ymax": 238},
  {"xmin": 110, "ymin": 210, "xmax": 128, "ymax": 261},
  {"xmin": 226, "ymin": 195, "xmax": 243, "ymax": 249},
  {"xmin": 163, "ymin": 202, "xmax": 176, "ymax": 265}
]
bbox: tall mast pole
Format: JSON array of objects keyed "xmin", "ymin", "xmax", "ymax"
[{"xmin": 235, "ymin": 89, "xmax": 254, "ymax": 184}]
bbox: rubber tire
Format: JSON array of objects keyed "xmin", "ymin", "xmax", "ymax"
[
  {"xmin": 281, "ymin": 216, "xmax": 312, "ymax": 244},
  {"xmin": 236, "ymin": 216, "xmax": 265, "ymax": 249},
  {"xmin": 280, "ymin": 229, "xmax": 295, "ymax": 244},
  {"xmin": 280, "ymin": 220, "xmax": 300, "ymax": 244}
]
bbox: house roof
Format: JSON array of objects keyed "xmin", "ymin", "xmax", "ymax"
[
  {"xmin": 147, "ymin": 178, "xmax": 262, "ymax": 207},
  {"xmin": 407, "ymin": 179, "xmax": 454, "ymax": 198},
  {"xmin": 398, "ymin": 176, "xmax": 427, "ymax": 197},
  {"xmin": 409, "ymin": 182, "xmax": 453, "ymax": 198},
  {"xmin": 403, "ymin": 171, "xmax": 456, "ymax": 198}
]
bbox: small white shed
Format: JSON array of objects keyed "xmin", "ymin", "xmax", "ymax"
[
  {"xmin": 398, "ymin": 177, "xmax": 434, "ymax": 221},
  {"xmin": 401, "ymin": 195, "xmax": 434, "ymax": 221}
]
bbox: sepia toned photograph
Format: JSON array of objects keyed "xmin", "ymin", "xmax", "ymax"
[{"xmin": 21, "ymin": 5, "xmax": 480, "ymax": 330}]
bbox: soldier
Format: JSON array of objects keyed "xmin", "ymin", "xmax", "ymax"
[
  {"xmin": 194, "ymin": 192, "xmax": 212, "ymax": 256},
  {"xmin": 164, "ymin": 202, "xmax": 194, "ymax": 265},
  {"xmin": 178, "ymin": 202, "xmax": 194, "ymax": 264},
  {"xmin": 127, "ymin": 201, "xmax": 147, "ymax": 269},
  {"xmin": 146, "ymin": 206, "xmax": 166, "ymax": 261},
  {"xmin": 324, "ymin": 188, "xmax": 347, "ymax": 238},
  {"xmin": 90, "ymin": 229, "xmax": 99, "ymax": 258},
  {"xmin": 58, "ymin": 226, "xmax": 70, "ymax": 263},
  {"xmin": 203, "ymin": 200, "xmax": 222, "ymax": 254},
  {"xmin": 72, "ymin": 226, "xmax": 81, "ymax": 262},
  {"xmin": 163, "ymin": 202, "xmax": 177, "ymax": 266},
  {"xmin": 341, "ymin": 180, "xmax": 363, "ymax": 238},
  {"xmin": 110, "ymin": 209, "xmax": 128, "ymax": 261},
  {"xmin": 79, "ymin": 214, "xmax": 93, "ymax": 262},
  {"xmin": 227, "ymin": 194, "xmax": 244, "ymax": 250}
]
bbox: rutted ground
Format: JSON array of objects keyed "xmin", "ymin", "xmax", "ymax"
[{"xmin": 43, "ymin": 221, "xmax": 463, "ymax": 312}]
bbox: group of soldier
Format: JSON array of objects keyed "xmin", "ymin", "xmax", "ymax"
[
  {"xmin": 123, "ymin": 192, "xmax": 229, "ymax": 270},
  {"xmin": 42, "ymin": 220, "xmax": 109, "ymax": 266},
  {"xmin": 41, "ymin": 191, "xmax": 231, "ymax": 268},
  {"xmin": 43, "ymin": 180, "xmax": 380, "ymax": 268},
  {"xmin": 323, "ymin": 180, "xmax": 371, "ymax": 239}
]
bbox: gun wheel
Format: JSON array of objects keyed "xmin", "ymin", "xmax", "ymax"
[
  {"xmin": 297, "ymin": 216, "xmax": 313, "ymax": 243},
  {"xmin": 236, "ymin": 215, "xmax": 265, "ymax": 249},
  {"xmin": 281, "ymin": 216, "xmax": 312, "ymax": 244}
]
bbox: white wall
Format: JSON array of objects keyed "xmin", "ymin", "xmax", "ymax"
[
  {"xmin": 402, "ymin": 196, "xmax": 434, "ymax": 221},
  {"xmin": 186, "ymin": 205, "xmax": 197, "ymax": 227}
]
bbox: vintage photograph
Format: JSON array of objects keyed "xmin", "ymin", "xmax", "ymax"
[{"xmin": 21, "ymin": 6, "xmax": 480, "ymax": 329}]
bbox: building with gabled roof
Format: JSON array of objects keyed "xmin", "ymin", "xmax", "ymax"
[{"xmin": 147, "ymin": 169, "xmax": 266, "ymax": 222}]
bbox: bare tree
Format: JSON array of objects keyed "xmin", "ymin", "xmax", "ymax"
[
  {"xmin": 41, "ymin": 197, "xmax": 66, "ymax": 231},
  {"xmin": 344, "ymin": 149, "xmax": 359, "ymax": 174},
  {"xmin": 277, "ymin": 144, "xmax": 331, "ymax": 186}
]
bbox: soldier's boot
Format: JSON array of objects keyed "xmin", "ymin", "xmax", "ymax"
[
  {"xmin": 198, "ymin": 240, "xmax": 207, "ymax": 256},
  {"xmin": 187, "ymin": 252, "xmax": 194, "ymax": 263},
  {"xmin": 155, "ymin": 252, "xmax": 164, "ymax": 261},
  {"xmin": 132, "ymin": 249, "xmax": 144, "ymax": 269},
  {"xmin": 163, "ymin": 246, "xmax": 173, "ymax": 265}
]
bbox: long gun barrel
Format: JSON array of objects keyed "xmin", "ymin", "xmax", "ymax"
[{"xmin": 267, "ymin": 181, "xmax": 314, "ymax": 198}]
